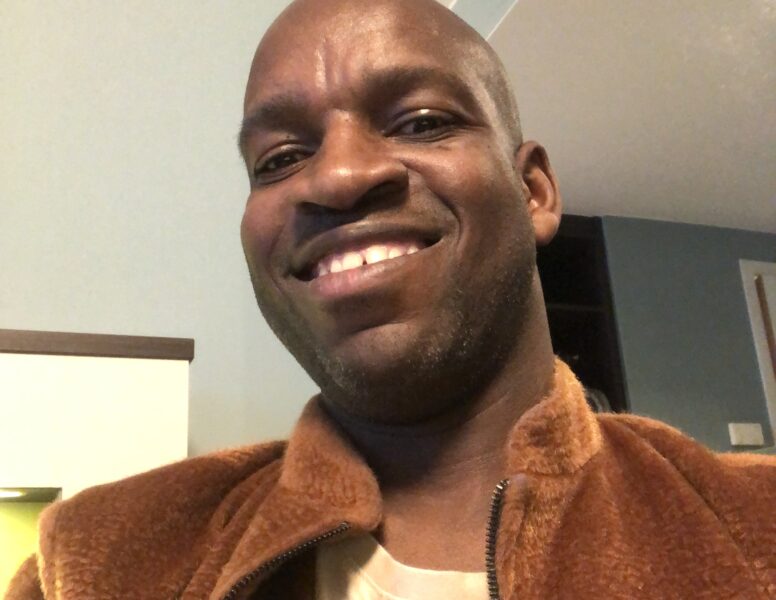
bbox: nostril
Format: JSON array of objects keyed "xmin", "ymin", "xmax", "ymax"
[
  {"xmin": 368, "ymin": 180, "xmax": 404, "ymax": 199},
  {"xmin": 299, "ymin": 158, "xmax": 408, "ymax": 215},
  {"xmin": 298, "ymin": 202, "xmax": 343, "ymax": 217}
]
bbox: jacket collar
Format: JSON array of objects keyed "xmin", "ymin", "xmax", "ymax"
[
  {"xmin": 211, "ymin": 401, "xmax": 382, "ymax": 599},
  {"xmin": 283, "ymin": 358, "xmax": 600, "ymax": 484},
  {"xmin": 212, "ymin": 358, "xmax": 600, "ymax": 598},
  {"xmin": 506, "ymin": 358, "xmax": 602, "ymax": 476}
]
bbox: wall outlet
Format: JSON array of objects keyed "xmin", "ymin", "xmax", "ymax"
[{"xmin": 728, "ymin": 422, "xmax": 765, "ymax": 446}]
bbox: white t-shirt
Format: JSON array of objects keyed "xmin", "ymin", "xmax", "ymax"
[{"xmin": 316, "ymin": 534, "xmax": 489, "ymax": 600}]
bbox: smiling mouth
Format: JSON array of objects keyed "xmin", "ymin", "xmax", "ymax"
[{"xmin": 300, "ymin": 238, "xmax": 437, "ymax": 282}]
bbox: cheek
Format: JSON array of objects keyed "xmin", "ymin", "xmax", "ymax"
[
  {"xmin": 240, "ymin": 192, "xmax": 284, "ymax": 274},
  {"xmin": 240, "ymin": 196, "xmax": 294, "ymax": 322},
  {"xmin": 418, "ymin": 137, "xmax": 520, "ymax": 206},
  {"xmin": 425, "ymin": 141, "xmax": 523, "ymax": 232},
  {"xmin": 428, "ymin": 143, "xmax": 529, "ymax": 286}
]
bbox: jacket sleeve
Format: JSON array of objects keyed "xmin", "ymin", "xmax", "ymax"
[
  {"xmin": 616, "ymin": 415, "xmax": 776, "ymax": 594},
  {"xmin": 713, "ymin": 452, "xmax": 776, "ymax": 594},
  {"xmin": 3, "ymin": 555, "xmax": 44, "ymax": 600}
]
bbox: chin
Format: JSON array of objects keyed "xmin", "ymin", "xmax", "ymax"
[
  {"xmin": 322, "ymin": 321, "xmax": 430, "ymax": 383},
  {"xmin": 310, "ymin": 320, "xmax": 476, "ymax": 423}
]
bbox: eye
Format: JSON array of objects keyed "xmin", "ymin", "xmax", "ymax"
[
  {"xmin": 253, "ymin": 148, "xmax": 309, "ymax": 181},
  {"xmin": 393, "ymin": 110, "xmax": 457, "ymax": 138}
]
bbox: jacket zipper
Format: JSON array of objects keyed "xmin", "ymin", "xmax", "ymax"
[
  {"xmin": 221, "ymin": 521, "xmax": 351, "ymax": 600},
  {"xmin": 486, "ymin": 478, "xmax": 510, "ymax": 600},
  {"xmin": 223, "ymin": 479, "xmax": 509, "ymax": 600}
]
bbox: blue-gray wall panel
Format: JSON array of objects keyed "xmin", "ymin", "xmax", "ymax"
[{"xmin": 602, "ymin": 217, "xmax": 775, "ymax": 451}]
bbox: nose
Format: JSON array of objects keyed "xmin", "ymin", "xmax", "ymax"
[{"xmin": 300, "ymin": 116, "xmax": 409, "ymax": 213}]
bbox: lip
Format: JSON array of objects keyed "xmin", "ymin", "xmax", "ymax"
[
  {"xmin": 305, "ymin": 238, "xmax": 443, "ymax": 303},
  {"xmin": 290, "ymin": 221, "xmax": 443, "ymax": 281}
]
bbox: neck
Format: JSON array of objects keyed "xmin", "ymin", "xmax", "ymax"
[
  {"xmin": 326, "ymin": 291, "xmax": 556, "ymax": 497},
  {"xmin": 323, "ymin": 289, "xmax": 556, "ymax": 571}
]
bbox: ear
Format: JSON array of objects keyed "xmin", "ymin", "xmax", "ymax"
[{"xmin": 514, "ymin": 141, "xmax": 562, "ymax": 247}]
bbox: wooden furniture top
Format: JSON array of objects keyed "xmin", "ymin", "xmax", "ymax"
[{"xmin": 0, "ymin": 329, "xmax": 194, "ymax": 362}]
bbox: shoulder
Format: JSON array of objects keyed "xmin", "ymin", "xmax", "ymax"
[
  {"xmin": 595, "ymin": 412, "xmax": 775, "ymax": 517},
  {"xmin": 597, "ymin": 411, "xmax": 775, "ymax": 472},
  {"xmin": 42, "ymin": 440, "xmax": 287, "ymax": 528},
  {"xmin": 594, "ymin": 413, "xmax": 775, "ymax": 577},
  {"xmin": 36, "ymin": 441, "xmax": 286, "ymax": 597}
]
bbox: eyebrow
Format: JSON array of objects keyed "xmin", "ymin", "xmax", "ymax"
[
  {"xmin": 238, "ymin": 91, "xmax": 310, "ymax": 159},
  {"xmin": 237, "ymin": 65, "xmax": 480, "ymax": 159},
  {"xmin": 361, "ymin": 65, "xmax": 479, "ymax": 114}
]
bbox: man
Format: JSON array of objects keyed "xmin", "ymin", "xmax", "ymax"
[{"xmin": 7, "ymin": 0, "xmax": 775, "ymax": 598}]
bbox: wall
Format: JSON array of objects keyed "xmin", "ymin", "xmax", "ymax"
[
  {"xmin": 0, "ymin": 1, "xmax": 314, "ymax": 456},
  {"xmin": 0, "ymin": 503, "xmax": 48, "ymax": 594},
  {"xmin": 3, "ymin": 1, "xmax": 774, "ymax": 458},
  {"xmin": 603, "ymin": 217, "xmax": 776, "ymax": 451}
]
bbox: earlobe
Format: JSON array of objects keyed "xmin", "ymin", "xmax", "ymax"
[{"xmin": 514, "ymin": 141, "xmax": 562, "ymax": 247}]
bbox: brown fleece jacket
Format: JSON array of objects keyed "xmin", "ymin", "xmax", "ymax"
[{"xmin": 6, "ymin": 360, "xmax": 776, "ymax": 599}]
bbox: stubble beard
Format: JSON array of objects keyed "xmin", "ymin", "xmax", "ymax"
[{"xmin": 248, "ymin": 237, "xmax": 537, "ymax": 425}]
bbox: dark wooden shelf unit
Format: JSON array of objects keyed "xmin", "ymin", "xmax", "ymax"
[{"xmin": 536, "ymin": 215, "xmax": 627, "ymax": 412}]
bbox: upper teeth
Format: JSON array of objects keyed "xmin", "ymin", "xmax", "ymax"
[{"xmin": 314, "ymin": 242, "xmax": 421, "ymax": 278}]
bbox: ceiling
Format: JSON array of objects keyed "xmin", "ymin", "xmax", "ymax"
[{"xmin": 484, "ymin": 0, "xmax": 775, "ymax": 233}]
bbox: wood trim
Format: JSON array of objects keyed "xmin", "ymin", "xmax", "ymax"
[
  {"xmin": 0, "ymin": 329, "xmax": 194, "ymax": 362},
  {"xmin": 755, "ymin": 275, "xmax": 776, "ymax": 378}
]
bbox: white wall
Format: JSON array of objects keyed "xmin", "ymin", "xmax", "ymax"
[
  {"xmin": 0, "ymin": 1, "xmax": 316, "ymax": 455},
  {"xmin": 0, "ymin": 353, "xmax": 188, "ymax": 498}
]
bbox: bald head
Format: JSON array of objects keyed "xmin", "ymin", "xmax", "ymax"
[
  {"xmin": 247, "ymin": 0, "xmax": 522, "ymax": 148},
  {"xmin": 239, "ymin": 0, "xmax": 562, "ymax": 423}
]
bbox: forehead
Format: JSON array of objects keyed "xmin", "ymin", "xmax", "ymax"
[{"xmin": 244, "ymin": 4, "xmax": 489, "ymax": 114}]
